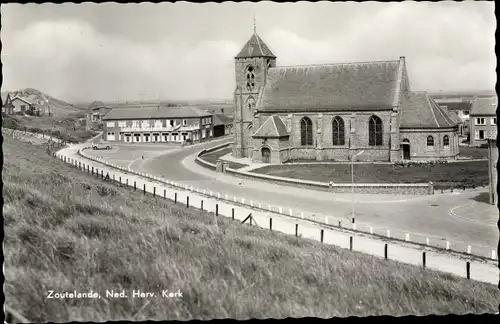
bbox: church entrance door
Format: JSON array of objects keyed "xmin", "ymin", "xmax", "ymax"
[
  {"xmin": 261, "ymin": 147, "xmax": 271, "ymax": 163},
  {"xmin": 402, "ymin": 140, "xmax": 410, "ymax": 160}
]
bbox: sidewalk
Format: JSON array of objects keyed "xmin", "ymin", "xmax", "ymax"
[{"xmin": 59, "ymin": 144, "xmax": 499, "ymax": 285}]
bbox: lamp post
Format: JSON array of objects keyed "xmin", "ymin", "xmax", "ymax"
[{"xmin": 351, "ymin": 150, "xmax": 365, "ymax": 219}]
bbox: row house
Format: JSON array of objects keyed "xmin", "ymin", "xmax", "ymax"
[
  {"xmin": 102, "ymin": 105, "xmax": 214, "ymax": 143},
  {"xmin": 469, "ymin": 97, "xmax": 497, "ymax": 147}
]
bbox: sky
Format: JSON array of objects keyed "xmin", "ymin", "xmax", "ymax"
[{"xmin": 1, "ymin": 2, "xmax": 496, "ymax": 103}]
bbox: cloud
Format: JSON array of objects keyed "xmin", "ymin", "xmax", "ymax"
[{"xmin": 1, "ymin": 2, "xmax": 496, "ymax": 103}]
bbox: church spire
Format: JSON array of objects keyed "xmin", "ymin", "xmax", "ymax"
[
  {"xmin": 235, "ymin": 16, "xmax": 276, "ymax": 59},
  {"xmin": 253, "ymin": 12, "xmax": 256, "ymax": 34}
]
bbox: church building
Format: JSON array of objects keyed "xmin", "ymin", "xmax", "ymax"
[{"xmin": 231, "ymin": 30, "xmax": 460, "ymax": 163}]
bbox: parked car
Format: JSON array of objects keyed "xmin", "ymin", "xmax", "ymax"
[{"xmin": 92, "ymin": 141, "xmax": 112, "ymax": 150}]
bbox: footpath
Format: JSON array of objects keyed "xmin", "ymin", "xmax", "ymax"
[{"xmin": 56, "ymin": 143, "xmax": 499, "ymax": 286}]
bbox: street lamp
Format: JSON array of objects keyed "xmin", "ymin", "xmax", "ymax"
[{"xmin": 351, "ymin": 150, "xmax": 365, "ymax": 219}]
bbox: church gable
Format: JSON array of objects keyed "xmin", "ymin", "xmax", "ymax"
[
  {"xmin": 259, "ymin": 61, "xmax": 401, "ymax": 112},
  {"xmin": 253, "ymin": 115, "xmax": 289, "ymax": 138}
]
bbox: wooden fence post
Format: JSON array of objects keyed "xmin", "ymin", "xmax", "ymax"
[
  {"xmin": 216, "ymin": 204, "xmax": 219, "ymax": 216},
  {"xmin": 232, "ymin": 208, "xmax": 234, "ymax": 220},
  {"xmin": 320, "ymin": 229, "xmax": 324, "ymax": 243},
  {"xmin": 269, "ymin": 218, "xmax": 273, "ymax": 231},
  {"xmin": 295, "ymin": 224, "xmax": 298, "ymax": 236},
  {"xmin": 349, "ymin": 236, "xmax": 353, "ymax": 251},
  {"xmin": 175, "ymin": 192, "xmax": 177, "ymax": 203},
  {"xmin": 384, "ymin": 244, "xmax": 388, "ymax": 259},
  {"xmin": 466, "ymin": 261, "xmax": 470, "ymax": 279},
  {"xmin": 187, "ymin": 196, "xmax": 189, "ymax": 208},
  {"xmin": 164, "ymin": 189, "xmax": 166, "ymax": 199},
  {"xmin": 143, "ymin": 183, "xmax": 146, "ymax": 195},
  {"xmin": 201, "ymin": 200, "xmax": 204, "ymax": 210},
  {"xmin": 153, "ymin": 187, "xmax": 156, "ymax": 197},
  {"xmin": 422, "ymin": 251, "xmax": 426, "ymax": 268}
]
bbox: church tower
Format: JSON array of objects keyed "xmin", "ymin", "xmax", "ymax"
[{"xmin": 232, "ymin": 25, "xmax": 276, "ymax": 158}]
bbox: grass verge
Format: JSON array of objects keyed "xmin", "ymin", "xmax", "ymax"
[
  {"xmin": 252, "ymin": 161, "xmax": 488, "ymax": 190},
  {"xmin": 3, "ymin": 135, "xmax": 499, "ymax": 321}
]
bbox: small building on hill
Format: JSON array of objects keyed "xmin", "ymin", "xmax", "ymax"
[
  {"xmin": 1, "ymin": 93, "xmax": 15, "ymax": 115},
  {"xmin": 469, "ymin": 97, "xmax": 497, "ymax": 147},
  {"xmin": 102, "ymin": 105, "xmax": 214, "ymax": 143},
  {"xmin": 87, "ymin": 101, "xmax": 113, "ymax": 122}
]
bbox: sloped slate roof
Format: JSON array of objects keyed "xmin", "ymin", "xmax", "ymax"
[
  {"xmin": 400, "ymin": 92, "xmax": 457, "ymax": 129},
  {"xmin": 447, "ymin": 110, "xmax": 463, "ymax": 124},
  {"xmin": 259, "ymin": 61, "xmax": 400, "ymax": 112},
  {"xmin": 470, "ymin": 97, "xmax": 497, "ymax": 116},
  {"xmin": 212, "ymin": 114, "xmax": 233, "ymax": 126},
  {"xmin": 103, "ymin": 106, "xmax": 213, "ymax": 120},
  {"xmin": 435, "ymin": 102, "xmax": 472, "ymax": 111},
  {"xmin": 253, "ymin": 115, "xmax": 289, "ymax": 138},
  {"xmin": 235, "ymin": 33, "xmax": 276, "ymax": 59},
  {"xmin": 12, "ymin": 96, "xmax": 32, "ymax": 105}
]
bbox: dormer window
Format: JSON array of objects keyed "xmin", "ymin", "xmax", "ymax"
[{"xmin": 246, "ymin": 66, "xmax": 255, "ymax": 91}]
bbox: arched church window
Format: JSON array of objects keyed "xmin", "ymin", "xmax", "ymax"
[
  {"xmin": 246, "ymin": 66, "xmax": 255, "ymax": 91},
  {"xmin": 332, "ymin": 116, "xmax": 345, "ymax": 146},
  {"xmin": 443, "ymin": 135, "xmax": 450, "ymax": 147},
  {"xmin": 368, "ymin": 116, "xmax": 383, "ymax": 146},
  {"xmin": 300, "ymin": 117, "xmax": 313, "ymax": 146},
  {"xmin": 427, "ymin": 136, "xmax": 434, "ymax": 147},
  {"xmin": 247, "ymin": 97, "xmax": 256, "ymax": 111}
]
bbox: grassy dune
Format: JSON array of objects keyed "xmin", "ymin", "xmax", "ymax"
[
  {"xmin": 2, "ymin": 114, "xmax": 97, "ymax": 143},
  {"xmin": 3, "ymin": 135, "xmax": 499, "ymax": 321}
]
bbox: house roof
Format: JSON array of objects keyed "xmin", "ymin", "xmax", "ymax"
[
  {"xmin": 1, "ymin": 93, "xmax": 14, "ymax": 106},
  {"xmin": 258, "ymin": 60, "xmax": 401, "ymax": 112},
  {"xmin": 435, "ymin": 102, "xmax": 472, "ymax": 111},
  {"xmin": 212, "ymin": 114, "xmax": 233, "ymax": 126},
  {"xmin": 11, "ymin": 96, "xmax": 33, "ymax": 105},
  {"xmin": 235, "ymin": 33, "xmax": 276, "ymax": 59},
  {"xmin": 399, "ymin": 92, "xmax": 458, "ymax": 129},
  {"xmin": 102, "ymin": 105, "xmax": 213, "ymax": 120},
  {"xmin": 252, "ymin": 115, "xmax": 289, "ymax": 138},
  {"xmin": 470, "ymin": 97, "xmax": 497, "ymax": 116}
]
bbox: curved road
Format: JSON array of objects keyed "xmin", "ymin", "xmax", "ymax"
[{"xmin": 87, "ymin": 138, "xmax": 498, "ymax": 257}]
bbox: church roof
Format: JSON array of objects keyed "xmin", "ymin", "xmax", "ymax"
[
  {"xmin": 447, "ymin": 110, "xmax": 463, "ymax": 124},
  {"xmin": 258, "ymin": 61, "xmax": 400, "ymax": 112},
  {"xmin": 252, "ymin": 115, "xmax": 289, "ymax": 138},
  {"xmin": 399, "ymin": 92, "xmax": 458, "ymax": 129},
  {"xmin": 470, "ymin": 97, "xmax": 497, "ymax": 116},
  {"xmin": 235, "ymin": 33, "xmax": 276, "ymax": 59}
]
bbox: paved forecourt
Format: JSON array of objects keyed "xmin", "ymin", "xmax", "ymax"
[{"xmin": 58, "ymin": 144, "xmax": 499, "ymax": 285}]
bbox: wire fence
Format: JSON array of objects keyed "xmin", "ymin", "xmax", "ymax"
[
  {"xmin": 55, "ymin": 149, "xmax": 498, "ymax": 285},
  {"xmin": 73, "ymin": 145, "xmax": 498, "ymax": 262}
]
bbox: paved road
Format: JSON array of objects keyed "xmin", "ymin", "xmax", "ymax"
[
  {"xmin": 58, "ymin": 144, "xmax": 499, "ymax": 285},
  {"xmin": 84, "ymin": 139, "xmax": 499, "ymax": 259}
]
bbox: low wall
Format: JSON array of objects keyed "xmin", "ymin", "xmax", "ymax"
[
  {"xmin": 195, "ymin": 143, "xmax": 231, "ymax": 171},
  {"xmin": 197, "ymin": 143, "xmax": 433, "ymax": 195}
]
